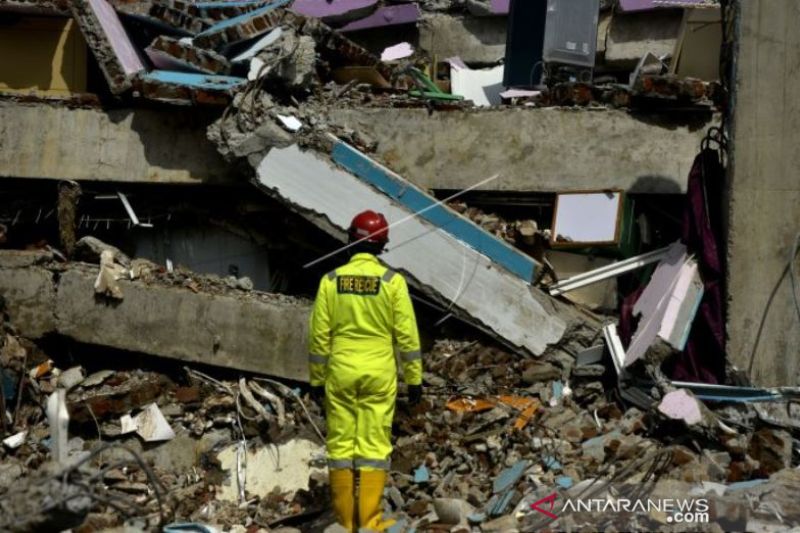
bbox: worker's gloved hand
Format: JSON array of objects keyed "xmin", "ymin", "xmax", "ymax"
[
  {"xmin": 407, "ymin": 384, "xmax": 422, "ymax": 407},
  {"xmin": 311, "ymin": 385, "xmax": 326, "ymax": 406}
]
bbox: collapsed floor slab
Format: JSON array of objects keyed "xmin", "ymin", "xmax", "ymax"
[
  {"xmin": 327, "ymin": 107, "xmax": 718, "ymax": 193},
  {"xmin": 254, "ymin": 144, "xmax": 582, "ymax": 356},
  {"xmin": 0, "ymin": 102, "xmax": 238, "ymax": 184},
  {"xmin": 0, "ymin": 251, "xmax": 310, "ymax": 381}
]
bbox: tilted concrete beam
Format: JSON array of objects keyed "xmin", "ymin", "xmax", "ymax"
[
  {"xmin": 328, "ymin": 107, "xmax": 717, "ymax": 193},
  {"xmin": 254, "ymin": 144, "xmax": 583, "ymax": 356}
]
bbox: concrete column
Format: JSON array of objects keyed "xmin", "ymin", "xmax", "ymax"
[{"xmin": 727, "ymin": 1, "xmax": 800, "ymax": 385}]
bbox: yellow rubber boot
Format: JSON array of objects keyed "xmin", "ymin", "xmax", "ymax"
[
  {"xmin": 357, "ymin": 469, "xmax": 395, "ymax": 532},
  {"xmin": 330, "ymin": 468, "xmax": 355, "ymax": 532}
]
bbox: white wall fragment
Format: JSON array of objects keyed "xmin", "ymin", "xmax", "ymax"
[
  {"xmin": 446, "ymin": 58, "xmax": 504, "ymax": 107},
  {"xmin": 216, "ymin": 439, "xmax": 326, "ymax": 502}
]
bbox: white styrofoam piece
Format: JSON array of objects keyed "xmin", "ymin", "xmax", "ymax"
[
  {"xmin": 2, "ymin": 430, "xmax": 27, "ymax": 449},
  {"xmin": 658, "ymin": 259, "xmax": 703, "ymax": 350},
  {"xmin": 625, "ymin": 245, "xmax": 689, "ymax": 366},
  {"xmin": 255, "ymin": 146, "xmax": 567, "ymax": 355},
  {"xmin": 381, "ymin": 42, "xmax": 414, "ymax": 61}
]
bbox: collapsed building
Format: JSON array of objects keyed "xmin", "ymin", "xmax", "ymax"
[{"xmin": 0, "ymin": 0, "xmax": 799, "ymax": 531}]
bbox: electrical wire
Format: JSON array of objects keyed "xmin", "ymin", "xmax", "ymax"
[{"xmin": 789, "ymin": 233, "xmax": 800, "ymax": 326}]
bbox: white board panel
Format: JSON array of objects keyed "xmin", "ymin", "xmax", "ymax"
[
  {"xmin": 552, "ymin": 191, "xmax": 622, "ymax": 246},
  {"xmin": 256, "ymin": 145, "xmax": 568, "ymax": 355}
]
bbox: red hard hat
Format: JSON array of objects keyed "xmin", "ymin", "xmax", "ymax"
[{"xmin": 349, "ymin": 210, "xmax": 389, "ymax": 244}]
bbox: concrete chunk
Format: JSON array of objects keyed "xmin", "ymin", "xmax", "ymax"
[
  {"xmin": 327, "ymin": 107, "xmax": 717, "ymax": 194},
  {"xmin": 69, "ymin": 0, "xmax": 146, "ymax": 94},
  {"xmin": 0, "ymin": 265, "xmax": 57, "ymax": 338}
]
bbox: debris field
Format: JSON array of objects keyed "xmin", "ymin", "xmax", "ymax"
[{"xmin": 1, "ymin": 0, "xmax": 799, "ymax": 532}]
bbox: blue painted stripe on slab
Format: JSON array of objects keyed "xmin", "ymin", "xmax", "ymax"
[
  {"xmin": 143, "ymin": 70, "xmax": 246, "ymax": 90},
  {"xmin": 331, "ymin": 141, "xmax": 537, "ymax": 282},
  {"xmin": 197, "ymin": 0, "xmax": 289, "ymax": 34}
]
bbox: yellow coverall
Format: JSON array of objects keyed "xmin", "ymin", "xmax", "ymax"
[{"xmin": 308, "ymin": 252, "xmax": 421, "ymax": 530}]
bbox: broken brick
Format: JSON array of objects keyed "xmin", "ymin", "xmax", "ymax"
[
  {"xmin": 146, "ymin": 36, "xmax": 232, "ymax": 75},
  {"xmin": 193, "ymin": 3, "xmax": 287, "ymax": 51},
  {"xmin": 748, "ymin": 428, "xmax": 793, "ymax": 476},
  {"xmin": 174, "ymin": 385, "xmax": 201, "ymax": 403},
  {"xmin": 149, "ymin": 0, "xmax": 211, "ymax": 34},
  {"xmin": 521, "ymin": 361, "xmax": 560, "ymax": 384}
]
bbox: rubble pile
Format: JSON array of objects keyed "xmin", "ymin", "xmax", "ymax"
[
  {"xmin": 382, "ymin": 339, "xmax": 800, "ymax": 531},
  {"xmin": 1, "ymin": 0, "xmax": 795, "ymax": 531},
  {"xmin": 71, "ymin": 235, "xmax": 295, "ymax": 303},
  {"xmin": 447, "ymin": 202, "xmax": 544, "ymax": 249},
  {"xmin": 0, "ymin": 322, "xmax": 329, "ymax": 531},
  {"xmin": 3, "ymin": 317, "xmax": 799, "ymax": 531}
]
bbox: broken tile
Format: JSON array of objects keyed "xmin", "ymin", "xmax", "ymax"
[{"xmin": 748, "ymin": 428, "xmax": 792, "ymax": 476}]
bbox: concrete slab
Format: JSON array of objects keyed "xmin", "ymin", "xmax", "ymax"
[
  {"xmin": 0, "ymin": 102, "xmax": 237, "ymax": 184},
  {"xmin": 327, "ymin": 107, "xmax": 716, "ymax": 193},
  {"xmin": 255, "ymin": 145, "xmax": 575, "ymax": 356},
  {"xmin": 54, "ymin": 269, "xmax": 310, "ymax": 380},
  {"xmin": 137, "ymin": 70, "xmax": 246, "ymax": 105},
  {"xmin": 418, "ymin": 14, "xmax": 507, "ymax": 65},
  {"xmin": 216, "ymin": 438, "xmax": 325, "ymax": 501},
  {"xmin": 340, "ymin": 4, "xmax": 420, "ymax": 32},
  {"xmin": 605, "ymin": 10, "xmax": 683, "ymax": 68}
]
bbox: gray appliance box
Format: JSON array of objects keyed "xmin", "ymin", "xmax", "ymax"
[{"xmin": 543, "ymin": 0, "xmax": 600, "ymax": 68}]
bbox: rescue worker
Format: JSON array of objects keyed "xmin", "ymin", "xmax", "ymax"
[{"xmin": 308, "ymin": 210, "xmax": 422, "ymax": 532}]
